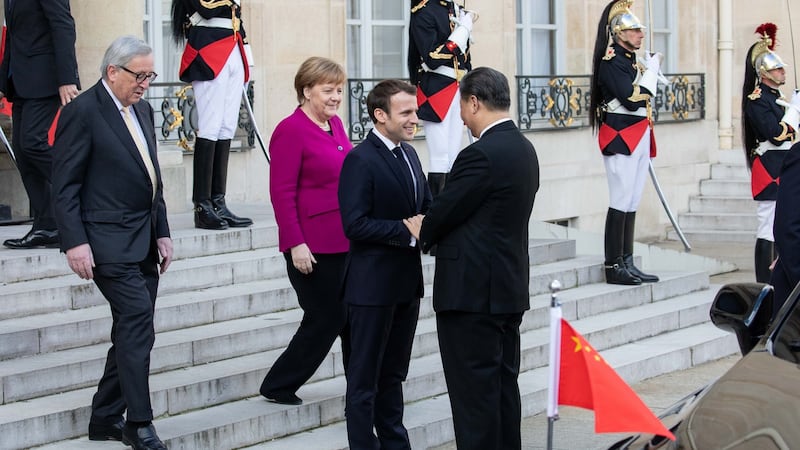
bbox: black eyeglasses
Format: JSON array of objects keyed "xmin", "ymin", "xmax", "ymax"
[{"xmin": 118, "ymin": 65, "xmax": 158, "ymax": 83}]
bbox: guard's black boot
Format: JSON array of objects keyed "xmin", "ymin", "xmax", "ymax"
[
  {"xmin": 193, "ymin": 138, "xmax": 228, "ymax": 230},
  {"xmin": 427, "ymin": 172, "xmax": 446, "ymax": 197},
  {"xmin": 604, "ymin": 208, "xmax": 641, "ymax": 285},
  {"xmin": 211, "ymin": 139, "xmax": 253, "ymax": 227},
  {"xmin": 754, "ymin": 238, "xmax": 775, "ymax": 283},
  {"xmin": 623, "ymin": 211, "xmax": 659, "ymax": 282}
]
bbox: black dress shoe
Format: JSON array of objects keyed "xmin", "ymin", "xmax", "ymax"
[
  {"xmin": 122, "ymin": 423, "xmax": 167, "ymax": 450},
  {"xmin": 88, "ymin": 418, "xmax": 125, "ymax": 441},
  {"xmin": 3, "ymin": 229, "xmax": 59, "ymax": 249},
  {"xmin": 261, "ymin": 389, "xmax": 302, "ymax": 405}
]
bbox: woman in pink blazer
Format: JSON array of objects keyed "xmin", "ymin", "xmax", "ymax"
[{"xmin": 260, "ymin": 57, "xmax": 352, "ymax": 405}]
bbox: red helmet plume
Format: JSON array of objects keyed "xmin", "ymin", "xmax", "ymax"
[{"xmin": 755, "ymin": 23, "xmax": 778, "ymax": 50}]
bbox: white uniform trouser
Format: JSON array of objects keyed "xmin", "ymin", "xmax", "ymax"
[
  {"xmin": 756, "ymin": 200, "xmax": 775, "ymax": 241},
  {"xmin": 192, "ymin": 46, "xmax": 245, "ymax": 141},
  {"xmin": 422, "ymin": 93, "xmax": 464, "ymax": 173},
  {"xmin": 603, "ymin": 127, "xmax": 650, "ymax": 212}
]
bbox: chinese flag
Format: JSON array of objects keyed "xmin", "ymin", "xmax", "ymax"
[{"xmin": 558, "ymin": 318, "xmax": 675, "ymax": 440}]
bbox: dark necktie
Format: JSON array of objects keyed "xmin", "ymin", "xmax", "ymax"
[{"xmin": 392, "ymin": 146, "xmax": 415, "ymax": 199}]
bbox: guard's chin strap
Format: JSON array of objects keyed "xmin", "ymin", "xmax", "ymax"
[{"xmin": 760, "ymin": 70, "xmax": 785, "ymax": 87}]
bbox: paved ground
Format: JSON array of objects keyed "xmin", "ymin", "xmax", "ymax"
[{"xmin": 433, "ymin": 237, "xmax": 752, "ymax": 450}]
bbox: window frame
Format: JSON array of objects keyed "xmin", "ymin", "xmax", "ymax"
[
  {"xmin": 516, "ymin": 0, "xmax": 564, "ymax": 76},
  {"xmin": 346, "ymin": 0, "xmax": 411, "ymax": 78}
]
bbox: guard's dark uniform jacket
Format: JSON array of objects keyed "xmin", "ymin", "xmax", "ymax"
[
  {"xmin": 596, "ymin": 43, "xmax": 656, "ymax": 157},
  {"xmin": 408, "ymin": 0, "xmax": 471, "ymax": 123},
  {"xmin": 744, "ymin": 83, "xmax": 796, "ymax": 201},
  {"xmin": 177, "ymin": 0, "xmax": 249, "ymax": 83}
]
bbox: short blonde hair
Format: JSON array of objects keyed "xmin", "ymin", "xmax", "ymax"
[{"xmin": 294, "ymin": 56, "xmax": 347, "ymax": 104}]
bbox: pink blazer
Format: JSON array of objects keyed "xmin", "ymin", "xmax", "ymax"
[{"xmin": 269, "ymin": 107, "xmax": 352, "ymax": 253}]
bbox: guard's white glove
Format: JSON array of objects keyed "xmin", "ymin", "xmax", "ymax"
[
  {"xmin": 644, "ymin": 52, "xmax": 662, "ymax": 74},
  {"xmin": 790, "ymin": 91, "xmax": 800, "ymax": 112},
  {"xmin": 447, "ymin": 12, "xmax": 472, "ymax": 53},
  {"xmin": 782, "ymin": 94, "xmax": 800, "ymax": 131},
  {"xmin": 458, "ymin": 10, "xmax": 473, "ymax": 33}
]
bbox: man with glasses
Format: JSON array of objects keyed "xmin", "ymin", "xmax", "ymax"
[
  {"xmin": 53, "ymin": 35, "xmax": 172, "ymax": 450},
  {"xmin": 0, "ymin": 0, "xmax": 80, "ymax": 249}
]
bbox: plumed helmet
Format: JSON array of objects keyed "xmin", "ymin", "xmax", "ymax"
[
  {"xmin": 751, "ymin": 23, "xmax": 787, "ymax": 74},
  {"xmin": 608, "ymin": 0, "xmax": 645, "ymax": 34}
]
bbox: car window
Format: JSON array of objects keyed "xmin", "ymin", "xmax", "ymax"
[{"xmin": 770, "ymin": 297, "xmax": 800, "ymax": 363}]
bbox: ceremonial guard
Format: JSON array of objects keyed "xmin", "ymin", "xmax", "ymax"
[
  {"xmin": 171, "ymin": 0, "xmax": 253, "ymax": 230},
  {"xmin": 408, "ymin": 0, "xmax": 474, "ymax": 196},
  {"xmin": 589, "ymin": 0, "xmax": 661, "ymax": 285},
  {"xmin": 742, "ymin": 23, "xmax": 799, "ymax": 282}
]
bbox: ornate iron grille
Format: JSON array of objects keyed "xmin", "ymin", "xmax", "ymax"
[
  {"xmin": 144, "ymin": 81, "xmax": 257, "ymax": 152},
  {"xmin": 516, "ymin": 73, "xmax": 705, "ymax": 131}
]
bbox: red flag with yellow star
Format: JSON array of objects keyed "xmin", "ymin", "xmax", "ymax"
[{"xmin": 558, "ymin": 318, "xmax": 675, "ymax": 440}]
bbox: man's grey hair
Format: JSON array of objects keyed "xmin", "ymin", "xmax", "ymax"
[
  {"xmin": 459, "ymin": 67, "xmax": 511, "ymax": 111},
  {"xmin": 100, "ymin": 35, "xmax": 153, "ymax": 80}
]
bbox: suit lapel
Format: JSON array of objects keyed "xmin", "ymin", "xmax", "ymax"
[
  {"xmin": 369, "ymin": 132, "xmax": 415, "ymax": 209},
  {"xmin": 96, "ymin": 85, "xmax": 154, "ymax": 182}
]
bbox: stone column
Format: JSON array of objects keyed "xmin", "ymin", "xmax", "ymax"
[{"xmin": 718, "ymin": 0, "xmax": 734, "ymax": 150}]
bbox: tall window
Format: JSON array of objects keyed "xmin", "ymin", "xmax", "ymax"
[
  {"xmin": 346, "ymin": 0, "xmax": 410, "ymax": 78},
  {"xmin": 143, "ymin": 0, "xmax": 182, "ymax": 83},
  {"xmin": 649, "ymin": 0, "xmax": 675, "ymax": 72},
  {"xmin": 516, "ymin": 0, "xmax": 561, "ymax": 75}
]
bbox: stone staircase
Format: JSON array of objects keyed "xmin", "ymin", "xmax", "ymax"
[
  {"xmin": 669, "ymin": 150, "xmax": 755, "ymax": 243},
  {"xmin": 0, "ymin": 208, "xmax": 738, "ymax": 450}
]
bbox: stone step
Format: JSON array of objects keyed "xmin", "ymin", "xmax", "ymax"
[
  {"xmin": 678, "ymin": 212, "xmax": 757, "ymax": 232},
  {"xmin": 667, "ymin": 228, "xmax": 755, "ymax": 243},
  {"xmin": 699, "ymin": 179, "xmax": 750, "ymax": 197},
  {"xmin": 0, "ymin": 252, "xmax": 605, "ymax": 404},
  {"xmin": 710, "ymin": 163, "xmax": 748, "ymax": 180},
  {"xmin": 0, "ymin": 247, "xmax": 289, "ymax": 320},
  {"xmin": 0, "ymin": 240, "xmax": 576, "ymax": 360},
  {"xmin": 688, "ymin": 195, "xmax": 754, "ymax": 214},
  {"xmin": 717, "ymin": 149, "xmax": 747, "ymax": 165},
  {"xmin": 0, "ymin": 239, "xmax": 575, "ymax": 321},
  {"xmin": 24, "ymin": 282, "xmax": 717, "ymax": 450},
  {"xmin": 0, "ymin": 222, "xmax": 279, "ymax": 285},
  {"xmin": 0, "ymin": 258, "xmax": 648, "ymax": 404},
  {"xmin": 243, "ymin": 323, "xmax": 738, "ymax": 450}
]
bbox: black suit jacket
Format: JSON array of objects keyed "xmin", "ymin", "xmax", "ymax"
[
  {"xmin": 52, "ymin": 80, "xmax": 170, "ymax": 264},
  {"xmin": 419, "ymin": 120, "xmax": 539, "ymax": 314},
  {"xmin": 772, "ymin": 143, "xmax": 800, "ymax": 305},
  {"xmin": 338, "ymin": 131, "xmax": 432, "ymax": 306},
  {"xmin": 0, "ymin": 0, "xmax": 80, "ymax": 100}
]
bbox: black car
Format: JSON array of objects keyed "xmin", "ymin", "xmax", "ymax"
[{"xmin": 609, "ymin": 282, "xmax": 800, "ymax": 449}]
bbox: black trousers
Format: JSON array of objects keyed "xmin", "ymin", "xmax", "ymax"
[
  {"xmin": 345, "ymin": 300, "xmax": 420, "ymax": 450},
  {"xmin": 90, "ymin": 249, "xmax": 159, "ymax": 424},
  {"xmin": 437, "ymin": 310, "xmax": 524, "ymax": 450},
  {"xmin": 11, "ymin": 96, "xmax": 60, "ymax": 230},
  {"xmin": 260, "ymin": 252, "xmax": 348, "ymax": 396}
]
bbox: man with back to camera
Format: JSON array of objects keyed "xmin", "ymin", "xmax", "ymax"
[
  {"xmin": 52, "ymin": 35, "xmax": 171, "ymax": 450},
  {"xmin": 338, "ymin": 79, "xmax": 432, "ymax": 450},
  {"xmin": 1, "ymin": 0, "xmax": 80, "ymax": 249},
  {"xmin": 405, "ymin": 67, "xmax": 539, "ymax": 450}
]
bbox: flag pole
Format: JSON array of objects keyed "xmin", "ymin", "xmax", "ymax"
[{"xmin": 546, "ymin": 279, "xmax": 563, "ymax": 450}]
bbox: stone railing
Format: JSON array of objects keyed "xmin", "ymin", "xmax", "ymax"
[{"xmin": 144, "ymin": 81, "xmax": 257, "ymax": 152}]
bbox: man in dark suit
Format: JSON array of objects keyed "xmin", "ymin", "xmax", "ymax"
[
  {"xmin": 1, "ymin": 0, "xmax": 80, "ymax": 248},
  {"xmin": 52, "ymin": 36, "xmax": 171, "ymax": 450},
  {"xmin": 338, "ymin": 79, "xmax": 431, "ymax": 450},
  {"xmin": 405, "ymin": 67, "xmax": 540, "ymax": 450},
  {"xmin": 771, "ymin": 142, "xmax": 800, "ymax": 318}
]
